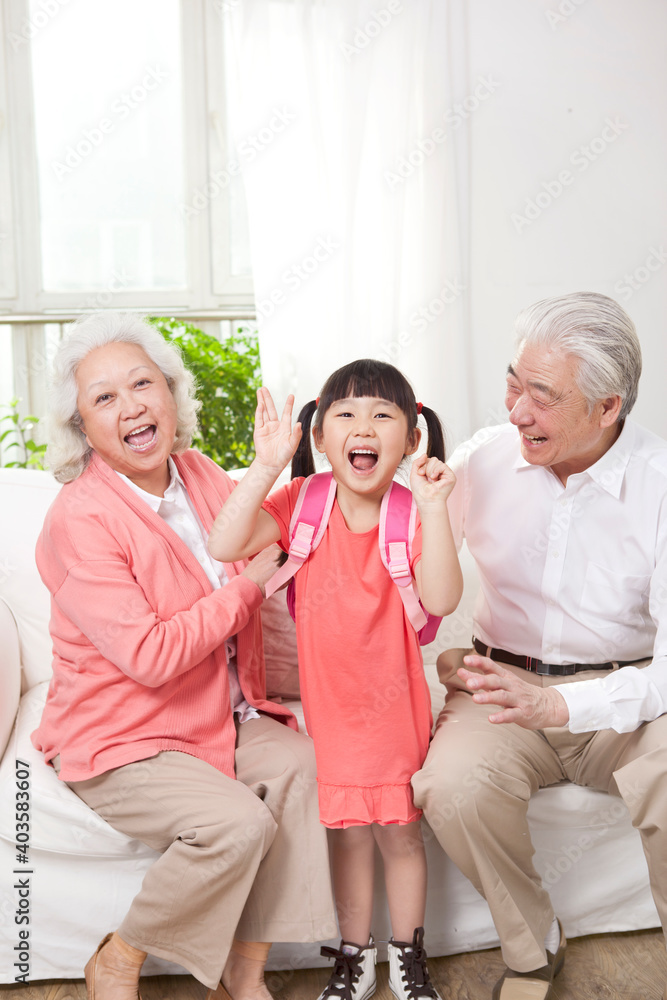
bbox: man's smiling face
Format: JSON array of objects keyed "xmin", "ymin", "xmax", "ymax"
[{"xmin": 504, "ymin": 343, "xmax": 622, "ymax": 484}]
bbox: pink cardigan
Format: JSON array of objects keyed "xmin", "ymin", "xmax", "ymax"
[{"xmin": 31, "ymin": 449, "xmax": 295, "ymax": 782}]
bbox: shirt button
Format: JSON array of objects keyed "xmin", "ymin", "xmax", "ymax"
[{"xmin": 552, "ymin": 550, "xmax": 559, "ymax": 559}]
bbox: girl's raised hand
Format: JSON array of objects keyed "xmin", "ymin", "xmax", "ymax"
[
  {"xmin": 410, "ymin": 454, "xmax": 456, "ymax": 507},
  {"xmin": 253, "ymin": 387, "xmax": 303, "ymax": 473}
]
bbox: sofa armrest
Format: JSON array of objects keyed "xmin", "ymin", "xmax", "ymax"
[{"xmin": 0, "ymin": 597, "xmax": 21, "ymax": 759}]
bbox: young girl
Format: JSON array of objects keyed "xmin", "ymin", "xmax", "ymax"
[{"xmin": 209, "ymin": 360, "xmax": 463, "ymax": 1000}]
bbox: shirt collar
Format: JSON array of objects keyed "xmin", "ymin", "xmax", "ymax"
[
  {"xmin": 511, "ymin": 419, "xmax": 635, "ymax": 498},
  {"xmin": 583, "ymin": 419, "xmax": 634, "ymax": 497},
  {"xmin": 114, "ymin": 457, "xmax": 183, "ymax": 511}
]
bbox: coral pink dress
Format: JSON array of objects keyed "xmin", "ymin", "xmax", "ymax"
[{"xmin": 264, "ymin": 479, "xmax": 433, "ymax": 828}]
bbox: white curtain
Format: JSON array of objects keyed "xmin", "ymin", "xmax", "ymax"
[{"xmin": 225, "ymin": 0, "xmax": 473, "ymax": 448}]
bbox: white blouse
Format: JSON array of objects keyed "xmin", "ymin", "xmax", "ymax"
[{"xmin": 116, "ymin": 458, "xmax": 259, "ymax": 723}]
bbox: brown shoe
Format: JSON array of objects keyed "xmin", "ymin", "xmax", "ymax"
[
  {"xmin": 206, "ymin": 984, "xmax": 234, "ymax": 1000},
  {"xmin": 492, "ymin": 920, "xmax": 566, "ymax": 1000},
  {"xmin": 84, "ymin": 932, "xmax": 146, "ymax": 1000}
]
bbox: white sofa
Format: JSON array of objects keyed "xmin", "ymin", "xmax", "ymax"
[{"xmin": 0, "ymin": 467, "xmax": 660, "ymax": 983}]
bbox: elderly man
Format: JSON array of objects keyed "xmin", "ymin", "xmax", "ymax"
[{"xmin": 412, "ymin": 291, "xmax": 667, "ymax": 1000}]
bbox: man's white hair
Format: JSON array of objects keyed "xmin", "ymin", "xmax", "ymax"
[
  {"xmin": 46, "ymin": 312, "xmax": 200, "ymax": 483},
  {"xmin": 514, "ymin": 291, "xmax": 641, "ymax": 421}
]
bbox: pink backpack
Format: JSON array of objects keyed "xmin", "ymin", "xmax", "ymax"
[{"xmin": 264, "ymin": 472, "xmax": 441, "ymax": 644}]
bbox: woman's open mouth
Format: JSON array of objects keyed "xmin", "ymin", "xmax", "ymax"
[
  {"xmin": 125, "ymin": 425, "xmax": 157, "ymax": 452},
  {"xmin": 348, "ymin": 449, "xmax": 378, "ymax": 472}
]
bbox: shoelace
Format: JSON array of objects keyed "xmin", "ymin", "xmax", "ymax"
[
  {"xmin": 394, "ymin": 928, "xmax": 439, "ymax": 1000},
  {"xmin": 319, "ymin": 946, "xmax": 364, "ymax": 1000}
]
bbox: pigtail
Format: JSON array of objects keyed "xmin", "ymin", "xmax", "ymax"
[
  {"xmin": 421, "ymin": 405, "xmax": 446, "ymax": 462},
  {"xmin": 291, "ymin": 400, "xmax": 318, "ymax": 479}
]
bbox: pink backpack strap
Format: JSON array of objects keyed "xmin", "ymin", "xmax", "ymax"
[
  {"xmin": 378, "ymin": 481, "xmax": 429, "ymax": 634},
  {"xmin": 264, "ymin": 472, "xmax": 337, "ymax": 599}
]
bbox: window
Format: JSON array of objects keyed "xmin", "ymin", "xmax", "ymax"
[
  {"xmin": 0, "ymin": 8, "xmax": 16, "ymax": 300},
  {"xmin": 3, "ymin": 0, "xmax": 254, "ymax": 312},
  {"xmin": 31, "ymin": 0, "xmax": 189, "ymax": 296},
  {"xmin": 0, "ymin": 0, "xmax": 255, "ymax": 428}
]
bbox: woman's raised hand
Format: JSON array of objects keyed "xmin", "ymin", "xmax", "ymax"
[
  {"xmin": 410, "ymin": 454, "xmax": 456, "ymax": 508},
  {"xmin": 253, "ymin": 387, "xmax": 302, "ymax": 473}
]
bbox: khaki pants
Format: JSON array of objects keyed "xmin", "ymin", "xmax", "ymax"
[
  {"xmin": 66, "ymin": 715, "xmax": 336, "ymax": 988},
  {"xmin": 411, "ymin": 649, "xmax": 667, "ymax": 973}
]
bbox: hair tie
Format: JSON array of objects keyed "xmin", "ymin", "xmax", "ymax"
[
  {"xmin": 416, "ymin": 402, "xmax": 423, "ymax": 414},
  {"xmin": 315, "ymin": 397, "xmax": 320, "ymax": 407}
]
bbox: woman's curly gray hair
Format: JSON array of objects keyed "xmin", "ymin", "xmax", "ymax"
[{"xmin": 47, "ymin": 312, "xmax": 200, "ymax": 483}]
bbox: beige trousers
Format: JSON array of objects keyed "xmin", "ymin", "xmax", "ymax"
[
  {"xmin": 411, "ymin": 649, "xmax": 667, "ymax": 973},
  {"xmin": 66, "ymin": 715, "xmax": 336, "ymax": 988}
]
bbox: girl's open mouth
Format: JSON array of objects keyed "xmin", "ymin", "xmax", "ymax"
[
  {"xmin": 125, "ymin": 425, "xmax": 157, "ymax": 451},
  {"xmin": 348, "ymin": 449, "xmax": 378, "ymax": 471}
]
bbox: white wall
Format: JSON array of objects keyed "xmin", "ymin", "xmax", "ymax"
[{"xmin": 462, "ymin": 0, "xmax": 667, "ymax": 441}]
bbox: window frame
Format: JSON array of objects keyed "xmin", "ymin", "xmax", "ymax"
[
  {"xmin": 0, "ymin": 6, "xmax": 17, "ymax": 300},
  {"xmin": 0, "ymin": 0, "xmax": 255, "ymax": 317}
]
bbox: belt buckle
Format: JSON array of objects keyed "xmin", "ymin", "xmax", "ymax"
[{"xmin": 537, "ymin": 662, "xmax": 576, "ymax": 676}]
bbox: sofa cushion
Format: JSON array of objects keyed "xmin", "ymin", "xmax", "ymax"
[
  {"xmin": 0, "ymin": 598, "xmax": 21, "ymax": 758},
  {"xmin": 0, "ymin": 469, "xmax": 61, "ymax": 691},
  {"xmin": 0, "ymin": 682, "xmax": 159, "ymax": 860}
]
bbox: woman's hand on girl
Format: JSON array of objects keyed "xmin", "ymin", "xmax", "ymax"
[
  {"xmin": 241, "ymin": 543, "xmax": 284, "ymax": 596},
  {"xmin": 253, "ymin": 387, "xmax": 303, "ymax": 474},
  {"xmin": 410, "ymin": 454, "xmax": 456, "ymax": 508}
]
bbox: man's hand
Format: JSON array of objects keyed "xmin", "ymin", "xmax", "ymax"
[
  {"xmin": 241, "ymin": 543, "xmax": 284, "ymax": 597},
  {"xmin": 458, "ymin": 654, "xmax": 570, "ymax": 729}
]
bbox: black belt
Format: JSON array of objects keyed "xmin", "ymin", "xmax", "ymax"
[{"xmin": 472, "ymin": 637, "xmax": 638, "ymax": 676}]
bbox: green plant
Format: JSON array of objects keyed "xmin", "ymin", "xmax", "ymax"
[
  {"xmin": 150, "ymin": 317, "xmax": 261, "ymax": 469},
  {"xmin": 0, "ymin": 398, "xmax": 47, "ymax": 469}
]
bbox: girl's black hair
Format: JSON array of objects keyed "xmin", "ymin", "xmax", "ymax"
[{"xmin": 291, "ymin": 358, "xmax": 445, "ymax": 479}]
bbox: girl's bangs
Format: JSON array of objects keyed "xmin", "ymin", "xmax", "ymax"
[{"xmin": 323, "ymin": 361, "xmax": 414, "ymax": 413}]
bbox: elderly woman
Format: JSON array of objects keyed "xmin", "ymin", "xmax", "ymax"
[{"xmin": 31, "ymin": 312, "xmax": 335, "ymax": 1000}]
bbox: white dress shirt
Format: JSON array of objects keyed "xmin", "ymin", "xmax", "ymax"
[
  {"xmin": 116, "ymin": 459, "xmax": 259, "ymax": 723},
  {"xmin": 448, "ymin": 419, "xmax": 667, "ymax": 734}
]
